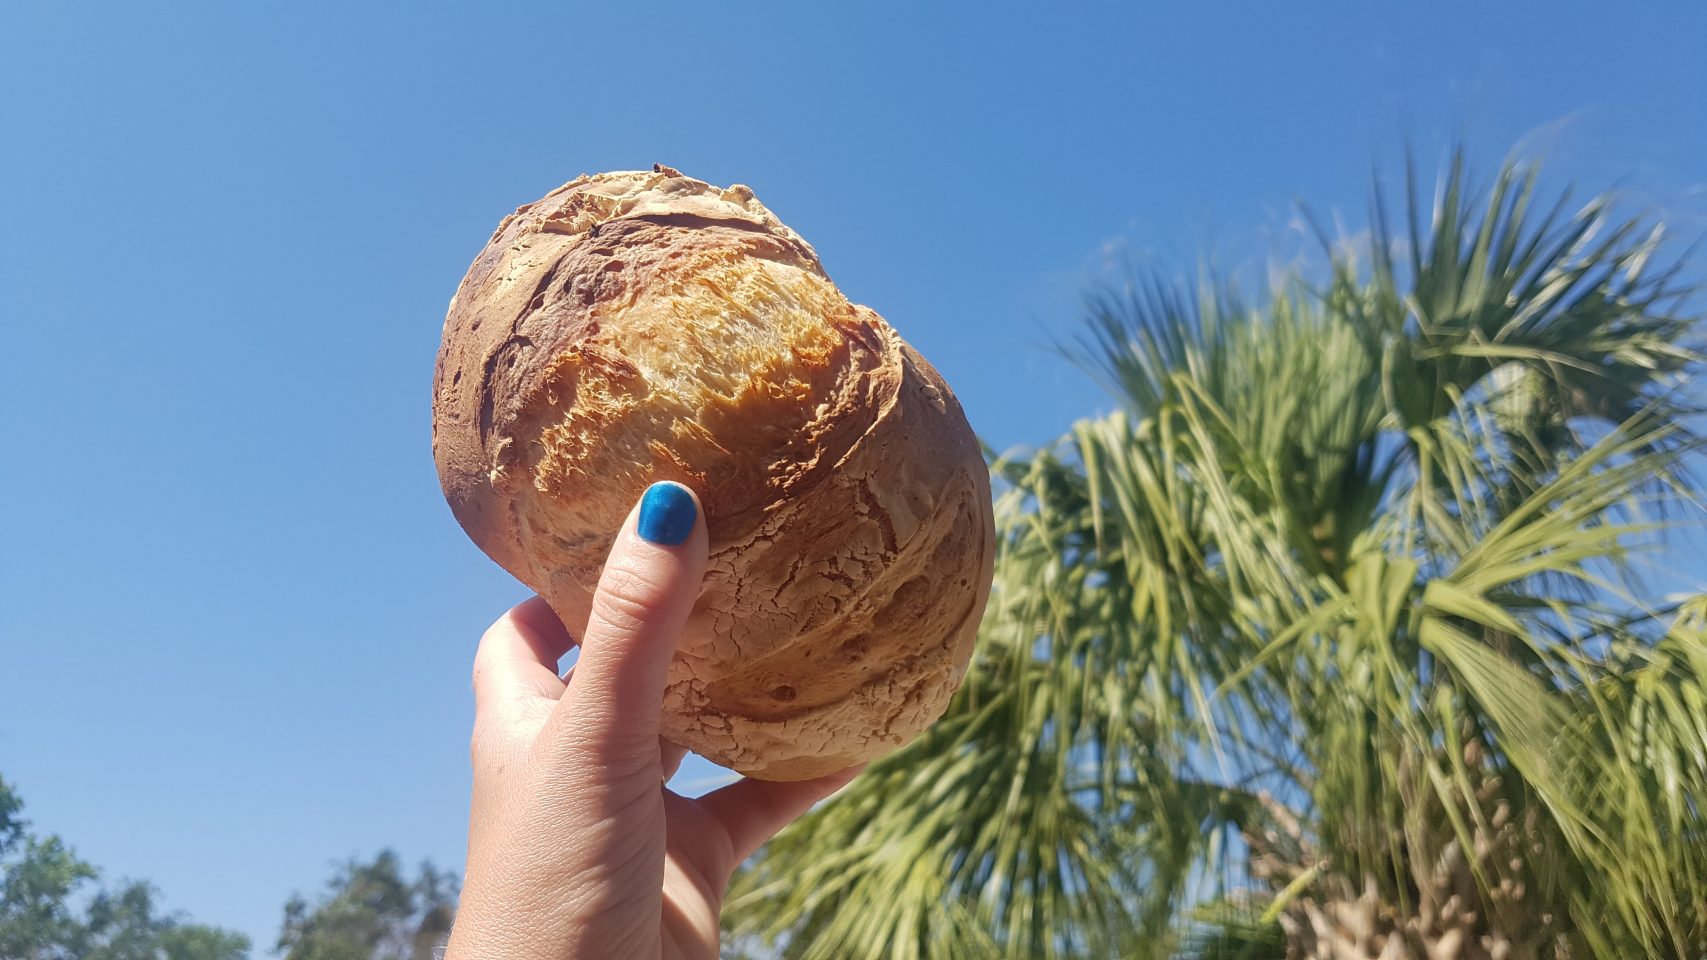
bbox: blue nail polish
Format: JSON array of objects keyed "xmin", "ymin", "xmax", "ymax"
[{"xmin": 636, "ymin": 482, "xmax": 697, "ymax": 546}]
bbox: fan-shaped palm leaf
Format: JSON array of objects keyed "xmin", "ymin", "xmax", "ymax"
[{"xmin": 723, "ymin": 150, "xmax": 1703, "ymax": 960}]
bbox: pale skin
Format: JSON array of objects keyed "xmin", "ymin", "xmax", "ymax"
[{"xmin": 447, "ymin": 484, "xmax": 861, "ymax": 959}]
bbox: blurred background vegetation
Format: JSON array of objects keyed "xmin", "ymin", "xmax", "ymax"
[
  {"xmin": 1, "ymin": 775, "xmax": 450, "ymax": 960},
  {"xmin": 5, "ymin": 149, "xmax": 1703, "ymax": 959}
]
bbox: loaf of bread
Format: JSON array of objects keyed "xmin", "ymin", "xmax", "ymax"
[{"xmin": 432, "ymin": 165, "xmax": 994, "ymax": 780}]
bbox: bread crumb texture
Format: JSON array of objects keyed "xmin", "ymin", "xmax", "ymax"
[{"xmin": 433, "ymin": 167, "xmax": 994, "ymax": 779}]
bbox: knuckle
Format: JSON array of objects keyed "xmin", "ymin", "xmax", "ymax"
[
  {"xmin": 543, "ymin": 742, "xmax": 658, "ymax": 799},
  {"xmin": 589, "ymin": 568, "xmax": 667, "ymax": 636},
  {"xmin": 588, "ymin": 740, "xmax": 662, "ymax": 787},
  {"xmin": 476, "ymin": 610, "xmax": 520, "ymax": 652},
  {"xmin": 535, "ymin": 711, "xmax": 601, "ymax": 763},
  {"xmin": 602, "ymin": 558, "xmax": 670, "ymax": 603}
]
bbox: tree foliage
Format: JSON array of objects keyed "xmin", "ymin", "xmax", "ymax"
[
  {"xmin": 0, "ymin": 775, "xmax": 249, "ymax": 960},
  {"xmin": 0, "ymin": 774, "xmax": 458, "ymax": 960},
  {"xmin": 276, "ymin": 852, "xmax": 456, "ymax": 960},
  {"xmin": 725, "ymin": 150, "xmax": 1706, "ymax": 959}
]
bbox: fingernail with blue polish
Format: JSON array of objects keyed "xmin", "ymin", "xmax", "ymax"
[{"xmin": 637, "ymin": 482, "xmax": 696, "ymax": 546}]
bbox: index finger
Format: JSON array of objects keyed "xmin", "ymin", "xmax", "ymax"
[{"xmin": 471, "ymin": 595, "xmax": 579, "ymax": 712}]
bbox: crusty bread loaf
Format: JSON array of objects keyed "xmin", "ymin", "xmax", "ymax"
[{"xmin": 432, "ymin": 165, "xmax": 994, "ymax": 780}]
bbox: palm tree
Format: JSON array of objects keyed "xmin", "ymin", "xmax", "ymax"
[{"xmin": 722, "ymin": 150, "xmax": 1707, "ymax": 960}]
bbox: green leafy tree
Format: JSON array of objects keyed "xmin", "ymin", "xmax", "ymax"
[
  {"xmin": 0, "ymin": 775, "xmax": 248, "ymax": 960},
  {"xmin": 276, "ymin": 851, "xmax": 456, "ymax": 960},
  {"xmin": 725, "ymin": 151, "xmax": 1707, "ymax": 958},
  {"xmin": 79, "ymin": 882, "xmax": 249, "ymax": 960},
  {"xmin": 0, "ymin": 829, "xmax": 96, "ymax": 958},
  {"xmin": 153, "ymin": 923, "xmax": 251, "ymax": 960}
]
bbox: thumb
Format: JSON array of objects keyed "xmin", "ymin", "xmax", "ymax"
[{"xmin": 548, "ymin": 481, "xmax": 707, "ymax": 776}]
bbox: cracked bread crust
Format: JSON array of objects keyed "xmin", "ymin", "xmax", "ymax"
[{"xmin": 432, "ymin": 166, "xmax": 995, "ymax": 780}]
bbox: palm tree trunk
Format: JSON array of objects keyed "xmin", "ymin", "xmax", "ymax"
[{"xmin": 1245, "ymin": 752, "xmax": 1569, "ymax": 960}]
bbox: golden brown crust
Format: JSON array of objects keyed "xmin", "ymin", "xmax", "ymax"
[{"xmin": 433, "ymin": 167, "xmax": 994, "ymax": 780}]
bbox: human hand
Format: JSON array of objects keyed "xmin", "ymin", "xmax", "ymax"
[{"xmin": 445, "ymin": 482, "xmax": 861, "ymax": 960}]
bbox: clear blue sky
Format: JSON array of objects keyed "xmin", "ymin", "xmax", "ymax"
[{"xmin": 3, "ymin": 0, "xmax": 1704, "ymax": 951}]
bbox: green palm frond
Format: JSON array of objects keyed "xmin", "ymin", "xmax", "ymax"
[
  {"xmin": 724, "ymin": 150, "xmax": 1704, "ymax": 960},
  {"xmin": 1171, "ymin": 899, "xmax": 1286, "ymax": 960}
]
